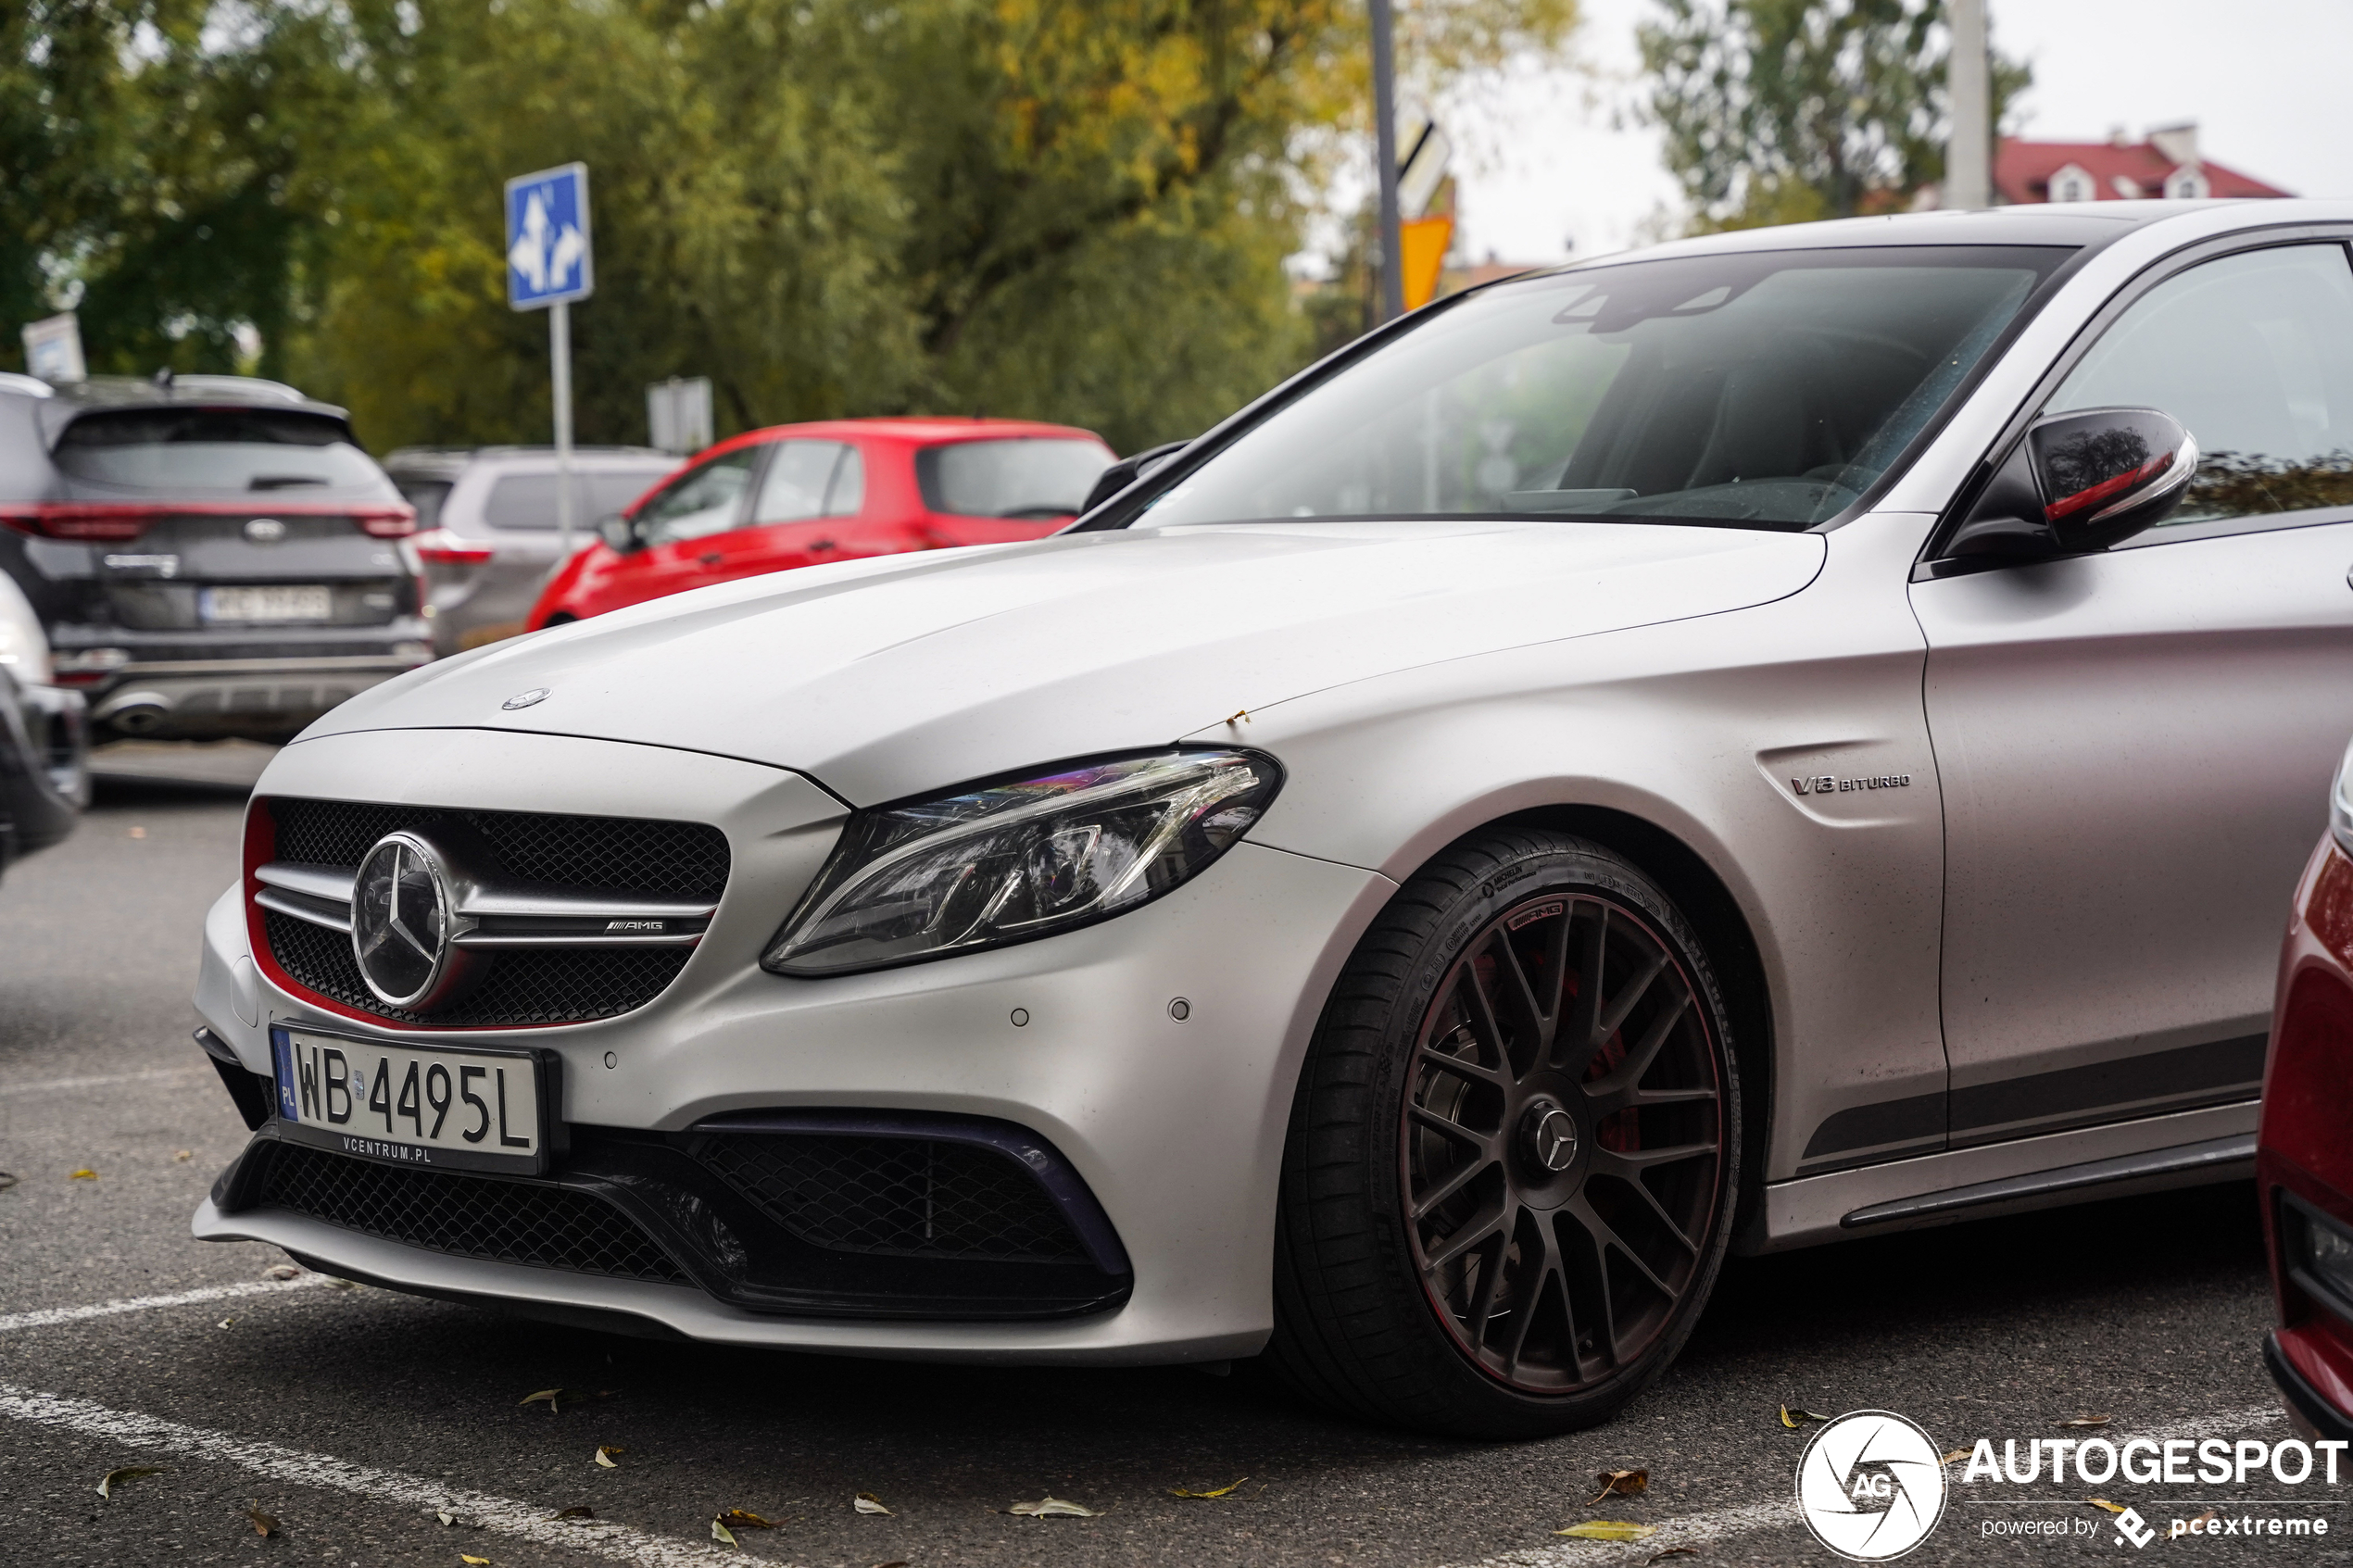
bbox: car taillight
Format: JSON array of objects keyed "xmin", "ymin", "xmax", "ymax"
[
  {"xmin": 411, "ymin": 528, "xmax": 495, "ymax": 564},
  {"xmin": 0, "ymin": 503, "xmax": 166, "ymax": 541},
  {"xmin": 353, "ymin": 504, "xmax": 417, "ymax": 539}
]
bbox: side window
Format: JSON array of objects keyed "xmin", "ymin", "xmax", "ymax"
[
  {"xmin": 750, "ymin": 441, "xmax": 863, "ymax": 523},
  {"xmin": 2049, "ymin": 244, "xmax": 2353, "ymax": 528},
  {"xmin": 637, "ymin": 447, "xmax": 759, "ymax": 546}
]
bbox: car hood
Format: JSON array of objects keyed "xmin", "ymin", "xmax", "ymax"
[{"xmin": 308, "ymin": 519, "xmax": 1825, "ymax": 805}]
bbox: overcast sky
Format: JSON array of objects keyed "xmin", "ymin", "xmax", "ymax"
[{"xmin": 1429, "ymin": 0, "xmax": 2353, "ymax": 266}]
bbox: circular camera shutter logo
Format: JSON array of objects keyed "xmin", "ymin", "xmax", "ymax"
[{"xmin": 1794, "ymin": 1411, "xmax": 1948, "ymax": 1561}]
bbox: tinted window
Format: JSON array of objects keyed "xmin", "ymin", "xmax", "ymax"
[
  {"xmin": 395, "ymin": 477, "xmax": 452, "ymax": 531},
  {"xmin": 917, "ymin": 438, "xmax": 1111, "ymax": 519},
  {"xmin": 2049, "ymin": 244, "xmax": 2353, "ymax": 525},
  {"xmin": 1146, "ymin": 247, "xmax": 2069, "ymax": 532},
  {"xmin": 482, "ymin": 470, "xmax": 672, "ymax": 532},
  {"xmin": 750, "ymin": 441, "xmax": 863, "ymax": 523},
  {"xmin": 54, "ymin": 408, "xmax": 388, "ymax": 492},
  {"xmin": 637, "ymin": 447, "xmax": 759, "ymax": 545}
]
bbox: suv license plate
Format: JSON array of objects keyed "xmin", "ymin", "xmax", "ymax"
[
  {"xmin": 202, "ymin": 584, "xmax": 333, "ymax": 623},
  {"xmin": 270, "ymin": 1026, "xmax": 548, "ymax": 1174}
]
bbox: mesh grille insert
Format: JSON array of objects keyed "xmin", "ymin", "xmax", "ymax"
[
  {"xmin": 694, "ymin": 1133, "xmax": 1091, "ymax": 1263},
  {"xmin": 265, "ymin": 909, "xmax": 692, "ymax": 1029},
  {"xmin": 258, "ymin": 797, "xmax": 725, "ymax": 1026},
  {"xmin": 259, "ymin": 1142, "xmax": 686, "ymax": 1284},
  {"xmin": 267, "ymin": 797, "xmax": 729, "ymax": 900}
]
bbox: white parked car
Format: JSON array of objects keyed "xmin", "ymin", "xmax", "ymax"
[{"xmin": 194, "ymin": 202, "xmax": 2353, "ymax": 1436}]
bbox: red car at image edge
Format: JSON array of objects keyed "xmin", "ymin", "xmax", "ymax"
[
  {"xmin": 527, "ymin": 416, "xmax": 1114, "ymax": 626},
  {"xmin": 2262, "ymin": 736, "xmax": 2353, "ymax": 1442}
]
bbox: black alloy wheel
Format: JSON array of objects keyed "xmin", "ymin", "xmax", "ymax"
[{"xmin": 1270, "ymin": 827, "xmax": 1740, "ymax": 1437}]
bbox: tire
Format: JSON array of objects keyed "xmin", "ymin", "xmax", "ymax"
[{"xmin": 1269, "ymin": 827, "xmax": 1742, "ymax": 1437}]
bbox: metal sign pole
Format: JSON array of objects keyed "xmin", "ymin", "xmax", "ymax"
[
  {"xmin": 1370, "ymin": 0, "xmax": 1405, "ymax": 324},
  {"xmin": 551, "ymin": 299, "xmax": 574, "ymax": 558},
  {"xmin": 1946, "ymin": 0, "xmax": 1992, "ymax": 209}
]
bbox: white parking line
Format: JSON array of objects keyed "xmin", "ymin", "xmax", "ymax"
[
  {"xmin": 1448, "ymin": 1403, "xmax": 2288, "ymax": 1566},
  {"xmin": 0, "ymin": 1067, "xmax": 205, "ymax": 1095},
  {"xmin": 0, "ymin": 1385, "xmax": 755, "ymax": 1567},
  {"xmin": 0, "ymin": 1277, "xmax": 330, "ymax": 1334}
]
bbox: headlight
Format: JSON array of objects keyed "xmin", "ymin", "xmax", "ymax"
[
  {"xmin": 763, "ymin": 748, "xmax": 1283, "ymax": 976},
  {"xmin": 2334, "ymin": 734, "xmax": 2353, "ymax": 860}
]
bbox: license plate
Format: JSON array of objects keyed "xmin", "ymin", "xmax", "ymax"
[
  {"xmin": 270, "ymin": 1026, "xmax": 549, "ymax": 1174},
  {"xmin": 202, "ymin": 584, "xmax": 333, "ymax": 622}
]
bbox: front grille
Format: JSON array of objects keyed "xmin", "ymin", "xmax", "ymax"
[
  {"xmin": 258, "ymin": 1142, "xmax": 686, "ymax": 1284},
  {"xmin": 693, "ymin": 1133, "xmax": 1091, "ymax": 1263},
  {"xmin": 266, "ymin": 909, "xmax": 693, "ymax": 1028},
  {"xmin": 259, "ymin": 797, "xmax": 728, "ymax": 1026},
  {"xmin": 267, "ymin": 797, "xmax": 729, "ymax": 900}
]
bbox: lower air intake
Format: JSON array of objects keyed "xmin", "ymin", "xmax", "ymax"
[
  {"xmin": 691, "ymin": 1132, "xmax": 1091, "ymax": 1263},
  {"xmin": 258, "ymin": 1142, "xmax": 686, "ymax": 1284}
]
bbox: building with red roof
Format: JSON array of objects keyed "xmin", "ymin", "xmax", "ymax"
[{"xmin": 1994, "ymin": 121, "xmax": 2290, "ymax": 205}]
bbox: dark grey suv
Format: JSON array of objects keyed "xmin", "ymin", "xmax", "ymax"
[{"xmin": 0, "ymin": 372, "xmax": 428, "ymax": 740}]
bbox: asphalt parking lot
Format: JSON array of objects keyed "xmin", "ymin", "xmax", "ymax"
[{"xmin": 0, "ymin": 750, "xmax": 2325, "ymax": 1567}]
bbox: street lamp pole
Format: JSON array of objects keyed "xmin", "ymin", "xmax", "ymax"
[
  {"xmin": 1946, "ymin": 0, "xmax": 1991, "ymax": 209},
  {"xmin": 1370, "ymin": 0, "xmax": 1405, "ymax": 324}
]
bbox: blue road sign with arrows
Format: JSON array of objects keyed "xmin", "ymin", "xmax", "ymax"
[{"xmin": 505, "ymin": 163, "xmax": 593, "ymax": 310}]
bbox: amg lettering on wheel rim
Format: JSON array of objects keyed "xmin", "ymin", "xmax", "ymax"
[{"xmin": 1399, "ymin": 891, "xmax": 1724, "ymax": 1394}]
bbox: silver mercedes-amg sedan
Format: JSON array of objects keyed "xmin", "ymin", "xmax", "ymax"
[{"xmin": 191, "ymin": 200, "xmax": 2353, "ymax": 1436}]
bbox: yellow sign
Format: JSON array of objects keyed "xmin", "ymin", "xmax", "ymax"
[{"xmin": 1400, "ymin": 216, "xmax": 1453, "ymax": 310}]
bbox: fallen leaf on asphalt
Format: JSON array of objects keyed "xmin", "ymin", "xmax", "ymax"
[
  {"xmin": 1005, "ymin": 1496, "xmax": 1104, "ymax": 1518},
  {"xmin": 593, "ymin": 1446, "xmax": 623, "ymax": 1468},
  {"xmin": 322, "ymin": 1276, "xmax": 358, "ymax": 1289},
  {"xmin": 94, "ymin": 1466, "xmax": 166, "ymax": 1498},
  {"xmin": 718, "ymin": 1510, "xmax": 774, "ymax": 1529},
  {"xmin": 217, "ymin": 1316, "xmax": 236, "ymax": 1329},
  {"xmin": 1646, "ymin": 1550, "xmax": 1699, "ymax": 1564},
  {"xmin": 519, "ymin": 1388, "xmax": 566, "ymax": 1411},
  {"xmin": 853, "ymin": 1493, "xmax": 892, "ymax": 1515},
  {"xmin": 1170, "ymin": 1478, "xmax": 1248, "ymax": 1499},
  {"xmin": 0, "ymin": 1171, "xmax": 17, "ymax": 1191},
  {"xmin": 246, "ymin": 1504, "xmax": 277, "ymax": 1537},
  {"xmin": 1779, "ymin": 1405, "xmax": 1830, "ymax": 1428},
  {"xmin": 2086, "ymin": 1499, "xmax": 2127, "ymax": 1514},
  {"xmin": 553, "ymin": 1506, "xmax": 596, "ymax": 1521},
  {"xmin": 128, "ymin": 826, "xmax": 145, "ymax": 839},
  {"xmin": 262, "ymin": 1263, "xmax": 302, "ymax": 1281},
  {"xmin": 437, "ymin": 1511, "xmax": 457, "ymax": 1526},
  {"xmin": 710, "ymin": 1517, "xmax": 739, "ymax": 1548},
  {"xmin": 1939, "ymin": 1449, "xmax": 1969, "ymax": 1465},
  {"xmin": 1556, "ymin": 1522, "xmax": 1657, "ymax": 1540},
  {"xmin": 2055, "ymin": 1415, "xmax": 2111, "ymax": 1429},
  {"xmin": 69, "ymin": 1168, "xmax": 97, "ymax": 1180},
  {"xmin": 173, "ymin": 1149, "xmax": 192, "ymax": 1161},
  {"xmin": 1591, "ymin": 1470, "xmax": 1649, "ymax": 1505},
  {"xmin": 873, "ymin": 1562, "xmax": 909, "ymax": 1568},
  {"xmin": 461, "ymin": 1556, "xmax": 491, "ymax": 1565}
]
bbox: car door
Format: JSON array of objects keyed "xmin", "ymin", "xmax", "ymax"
[
  {"xmin": 720, "ymin": 440, "xmax": 865, "ymax": 576},
  {"xmin": 612, "ymin": 445, "xmax": 762, "ymax": 608},
  {"xmin": 1910, "ymin": 240, "xmax": 2353, "ymax": 1150}
]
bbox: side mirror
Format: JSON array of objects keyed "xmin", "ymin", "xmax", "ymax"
[
  {"xmin": 1080, "ymin": 439, "xmax": 1189, "ymax": 515},
  {"xmin": 1946, "ymin": 407, "xmax": 2196, "ymax": 561},
  {"xmin": 597, "ymin": 512, "xmax": 638, "ymax": 554}
]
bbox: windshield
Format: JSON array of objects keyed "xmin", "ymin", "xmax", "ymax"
[
  {"xmin": 1146, "ymin": 246, "xmax": 2070, "ymax": 532},
  {"xmin": 54, "ymin": 408, "xmax": 391, "ymax": 494},
  {"xmin": 917, "ymin": 437, "xmax": 1112, "ymax": 519}
]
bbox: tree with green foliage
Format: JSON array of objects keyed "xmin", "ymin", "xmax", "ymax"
[
  {"xmin": 1637, "ymin": 0, "xmax": 2029, "ymax": 231},
  {"xmin": 7, "ymin": 0, "xmax": 1579, "ymax": 457}
]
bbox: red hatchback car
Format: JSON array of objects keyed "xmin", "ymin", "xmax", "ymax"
[
  {"xmin": 2261, "ymin": 739, "xmax": 2353, "ymax": 1442},
  {"xmin": 527, "ymin": 417, "xmax": 1113, "ymax": 626}
]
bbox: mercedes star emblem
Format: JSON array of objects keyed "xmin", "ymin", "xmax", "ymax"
[
  {"xmin": 1525, "ymin": 1103, "xmax": 1579, "ymax": 1173},
  {"xmin": 503, "ymin": 687, "xmax": 550, "ymax": 710},
  {"xmin": 351, "ymin": 832, "xmax": 461, "ymax": 1009}
]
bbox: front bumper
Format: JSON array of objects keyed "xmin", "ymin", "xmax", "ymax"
[{"xmin": 194, "ymin": 726, "xmax": 1393, "ymax": 1361}]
